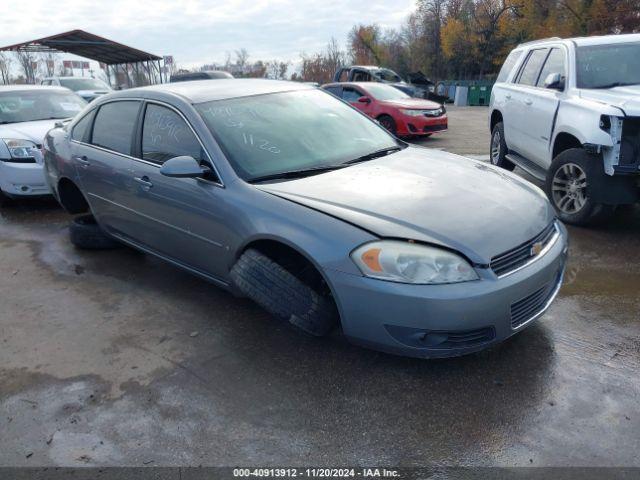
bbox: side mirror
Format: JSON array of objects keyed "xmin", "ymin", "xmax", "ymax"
[
  {"xmin": 357, "ymin": 96, "xmax": 371, "ymax": 104},
  {"xmin": 160, "ymin": 156, "xmax": 206, "ymax": 178},
  {"xmin": 544, "ymin": 72, "xmax": 565, "ymax": 91}
]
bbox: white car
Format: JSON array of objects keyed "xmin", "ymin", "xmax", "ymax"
[
  {"xmin": 489, "ymin": 33, "xmax": 640, "ymax": 225},
  {"xmin": 0, "ymin": 85, "xmax": 86, "ymax": 204},
  {"xmin": 41, "ymin": 76, "xmax": 112, "ymax": 102}
]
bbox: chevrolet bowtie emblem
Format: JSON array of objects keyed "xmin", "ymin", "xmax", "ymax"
[{"xmin": 531, "ymin": 242, "xmax": 544, "ymax": 256}]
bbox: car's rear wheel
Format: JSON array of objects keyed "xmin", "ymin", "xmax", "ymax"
[
  {"xmin": 378, "ymin": 115, "xmax": 397, "ymax": 136},
  {"xmin": 0, "ymin": 190, "xmax": 9, "ymax": 207},
  {"xmin": 69, "ymin": 214, "xmax": 120, "ymax": 250},
  {"xmin": 545, "ymin": 148, "xmax": 615, "ymax": 226},
  {"xmin": 490, "ymin": 122, "xmax": 515, "ymax": 171},
  {"xmin": 230, "ymin": 248, "xmax": 338, "ymax": 336}
]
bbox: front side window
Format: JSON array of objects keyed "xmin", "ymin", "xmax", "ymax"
[
  {"xmin": 373, "ymin": 69, "xmax": 402, "ymax": 82},
  {"xmin": 517, "ymin": 48, "xmax": 549, "ymax": 86},
  {"xmin": 195, "ymin": 89, "xmax": 397, "ymax": 181},
  {"xmin": 342, "ymin": 87, "xmax": 363, "ymax": 103},
  {"xmin": 0, "ymin": 90, "xmax": 86, "ymax": 124},
  {"xmin": 323, "ymin": 86, "xmax": 341, "ymax": 97},
  {"xmin": 91, "ymin": 101, "xmax": 140, "ymax": 155},
  {"xmin": 141, "ymin": 104, "xmax": 204, "ymax": 165},
  {"xmin": 576, "ymin": 42, "xmax": 640, "ymax": 89},
  {"xmin": 497, "ymin": 50, "xmax": 523, "ymax": 83},
  {"xmin": 537, "ymin": 48, "xmax": 566, "ymax": 87}
]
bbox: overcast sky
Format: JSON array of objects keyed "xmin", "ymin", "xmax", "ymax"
[{"xmin": 1, "ymin": 0, "xmax": 415, "ymax": 69}]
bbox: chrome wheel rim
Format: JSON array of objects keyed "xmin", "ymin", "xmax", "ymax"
[
  {"xmin": 552, "ymin": 163, "xmax": 588, "ymax": 214},
  {"xmin": 491, "ymin": 130, "xmax": 501, "ymax": 165}
]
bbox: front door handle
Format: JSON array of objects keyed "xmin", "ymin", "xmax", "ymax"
[
  {"xmin": 524, "ymin": 98, "xmax": 533, "ymax": 106},
  {"xmin": 505, "ymin": 94, "xmax": 512, "ymax": 100},
  {"xmin": 134, "ymin": 176, "xmax": 153, "ymax": 189},
  {"xmin": 73, "ymin": 155, "xmax": 90, "ymax": 167}
]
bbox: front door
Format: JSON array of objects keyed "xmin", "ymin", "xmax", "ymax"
[{"xmin": 126, "ymin": 102, "xmax": 231, "ymax": 280}]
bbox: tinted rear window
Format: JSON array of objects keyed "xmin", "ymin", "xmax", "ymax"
[{"xmin": 91, "ymin": 101, "xmax": 140, "ymax": 155}]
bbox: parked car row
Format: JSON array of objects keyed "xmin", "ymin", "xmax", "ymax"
[{"xmin": 8, "ymin": 32, "xmax": 638, "ymax": 358}]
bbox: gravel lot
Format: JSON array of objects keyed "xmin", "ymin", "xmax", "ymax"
[{"xmin": 1, "ymin": 106, "xmax": 639, "ymax": 467}]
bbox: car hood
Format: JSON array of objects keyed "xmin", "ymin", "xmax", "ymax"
[
  {"xmin": 579, "ymin": 85, "xmax": 640, "ymax": 115},
  {"xmin": 381, "ymin": 98, "xmax": 442, "ymax": 109},
  {"xmin": 256, "ymin": 147, "xmax": 555, "ymax": 264},
  {"xmin": 0, "ymin": 119, "xmax": 60, "ymax": 145}
]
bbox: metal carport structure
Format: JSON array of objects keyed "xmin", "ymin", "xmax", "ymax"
[{"xmin": 0, "ymin": 29, "xmax": 165, "ymax": 87}]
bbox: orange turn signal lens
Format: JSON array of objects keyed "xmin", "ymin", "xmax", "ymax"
[{"xmin": 361, "ymin": 248, "xmax": 383, "ymax": 272}]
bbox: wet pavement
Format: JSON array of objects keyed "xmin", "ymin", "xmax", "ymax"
[{"xmin": 1, "ymin": 107, "xmax": 639, "ymax": 467}]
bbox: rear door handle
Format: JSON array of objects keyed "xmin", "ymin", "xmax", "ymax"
[
  {"xmin": 73, "ymin": 155, "xmax": 90, "ymax": 167},
  {"xmin": 524, "ymin": 99, "xmax": 533, "ymax": 106},
  {"xmin": 505, "ymin": 94, "xmax": 511, "ymax": 100},
  {"xmin": 134, "ymin": 176, "xmax": 153, "ymax": 189}
]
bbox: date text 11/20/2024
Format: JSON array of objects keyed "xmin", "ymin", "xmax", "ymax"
[{"xmin": 233, "ymin": 468, "xmax": 400, "ymax": 478}]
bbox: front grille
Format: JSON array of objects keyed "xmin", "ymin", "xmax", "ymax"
[
  {"xmin": 423, "ymin": 124, "xmax": 447, "ymax": 133},
  {"xmin": 510, "ymin": 271, "xmax": 562, "ymax": 329},
  {"xmin": 491, "ymin": 222, "xmax": 557, "ymax": 277},
  {"xmin": 436, "ymin": 327, "xmax": 495, "ymax": 348}
]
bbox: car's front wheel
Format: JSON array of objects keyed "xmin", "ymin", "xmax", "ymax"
[
  {"xmin": 490, "ymin": 122, "xmax": 515, "ymax": 171},
  {"xmin": 544, "ymin": 148, "xmax": 615, "ymax": 226},
  {"xmin": 377, "ymin": 115, "xmax": 397, "ymax": 136}
]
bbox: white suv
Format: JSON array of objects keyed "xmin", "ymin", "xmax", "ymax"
[{"xmin": 489, "ymin": 34, "xmax": 640, "ymax": 225}]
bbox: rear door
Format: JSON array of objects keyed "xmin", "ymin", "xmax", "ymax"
[
  {"xmin": 508, "ymin": 48, "xmax": 549, "ymax": 156},
  {"xmin": 519, "ymin": 47, "xmax": 567, "ymax": 167},
  {"xmin": 70, "ymin": 100, "xmax": 141, "ymax": 235},
  {"xmin": 126, "ymin": 101, "xmax": 231, "ymax": 280}
]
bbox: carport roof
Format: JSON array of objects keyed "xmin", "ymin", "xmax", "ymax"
[{"xmin": 0, "ymin": 29, "xmax": 162, "ymax": 65}]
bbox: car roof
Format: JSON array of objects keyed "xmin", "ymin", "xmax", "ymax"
[
  {"xmin": 117, "ymin": 78, "xmax": 315, "ymax": 103},
  {"xmin": 0, "ymin": 85, "xmax": 71, "ymax": 93},
  {"xmin": 517, "ymin": 33, "xmax": 640, "ymax": 49}
]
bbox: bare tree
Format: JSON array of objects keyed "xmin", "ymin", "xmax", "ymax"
[
  {"xmin": 40, "ymin": 52, "xmax": 58, "ymax": 77},
  {"xmin": 15, "ymin": 50, "xmax": 38, "ymax": 84},
  {"xmin": 235, "ymin": 48, "xmax": 250, "ymax": 74},
  {"xmin": 0, "ymin": 53, "xmax": 12, "ymax": 84}
]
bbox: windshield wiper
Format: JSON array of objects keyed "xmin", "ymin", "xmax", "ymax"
[
  {"xmin": 342, "ymin": 146, "xmax": 404, "ymax": 165},
  {"xmin": 248, "ymin": 164, "xmax": 348, "ymax": 183},
  {"xmin": 589, "ymin": 82, "xmax": 640, "ymax": 89}
]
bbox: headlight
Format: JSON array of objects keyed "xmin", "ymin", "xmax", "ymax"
[
  {"xmin": 1, "ymin": 139, "xmax": 40, "ymax": 163},
  {"xmin": 351, "ymin": 240, "xmax": 479, "ymax": 284},
  {"xmin": 400, "ymin": 108, "xmax": 445, "ymax": 117},
  {"xmin": 400, "ymin": 109, "xmax": 426, "ymax": 117}
]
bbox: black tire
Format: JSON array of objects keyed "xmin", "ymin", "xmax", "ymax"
[
  {"xmin": 69, "ymin": 215, "xmax": 120, "ymax": 250},
  {"xmin": 0, "ymin": 190, "xmax": 7, "ymax": 207},
  {"xmin": 544, "ymin": 148, "xmax": 615, "ymax": 226},
  {"xmin": 378, "ymin": 115, "xmax": 397, "ymax": 136},
  {"xmin": 230, "ymin": 249, "xmax": 338, "ymax": 336},
  {"xmin": 490, "ymin": 122, "xmax": 516, "ymax": 171}
]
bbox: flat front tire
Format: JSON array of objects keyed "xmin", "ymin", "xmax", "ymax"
[
  {"xmin": 230, "ymin": 249, "xmax": 338, "ymax": 336},
  {"xmin": 544, "ymin": 148, "xmax": 615, "ymax": 226},
  {"xmin": 490, "ymin": 122, "xmax": 515, "ymax": 171}
]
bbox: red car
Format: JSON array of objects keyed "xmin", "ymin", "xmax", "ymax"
[{"xmin": 321, "ymin": 82, "xmax": 447, "ymax": 137}]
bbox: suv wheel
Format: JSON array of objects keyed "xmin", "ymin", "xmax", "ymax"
[
  {"xmin": 545, "ymin": 148, "xmax": 615, "ymax": 226},
  {"xmin": 490, "ymin": 122, "xmax": 515, "ymax": 171}
]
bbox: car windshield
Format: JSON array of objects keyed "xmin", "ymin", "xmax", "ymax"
[
  {"xmin": 0, "ymin": 90, "xmax": 87, "ymax": 124},
  {"xmin": 362, "ymin": 84, "xmax": 410, "ymax": 101},
  {"xmin": 59, "ymin": 78, "xmax": 111, "ymax": 91},
  {"xmin": 576, "ymin": 42, "xmax": 640, "ymax": 89},
  {"xmin": 196, "ymin": 89, "xmax": 398, "ymax": 181},
  {"xmin": 372, "ymin": 69, "xmax": 402, "ymax": 82}
]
